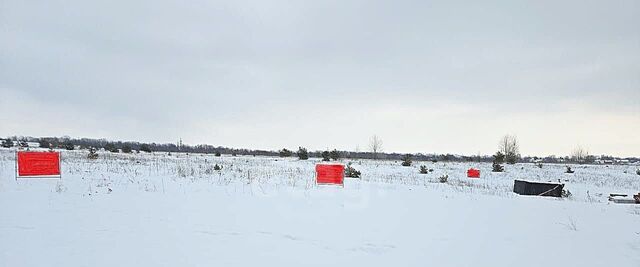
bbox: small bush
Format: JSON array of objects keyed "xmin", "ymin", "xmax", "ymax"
[
  {"xmin": 297, "ymin": 147, "xmax": 309, "ymax": 160},
  {"xmin": 87, "ymin": 147, "xmax": 98, "ymax": 159},
  {"xmin": 492, "ymin": 162, "xmax": 504, "ymax": 172},
  {"xmin": 64, "ymin": 141, "xmax": 75, "ymax": 150},
  {"xmin": 321, "ymin": 151, "xmax": 330, "ymax": 161},
  {"xmin": 1, "ymin": 138, "xmax": 13, "ymax": 148},
  {"xmin": 537, "ymin": 163, "xmax": 543, "ymax": 168},
  {"xmin": 279, "ymin": 148, "xmax": 292, "ymax": 157},
  {"xmin": 18, "ymin": 140, "xmax": 28, "ymax": 148},
  {"xmin": 636, "ymin": 169, "xmax": 640, "ymax": 176},
  {"xmin": 215, "ymin": 151, "xmax": 221, "ymax": 157},
  {"xmin": 419, "ymin": 165, "xmax": 429, "ymax": 174},
  {"xmin": 214, "ymin": 164, "xmax": 222, "ymax": 171},
  {"xmin": 438, "ymin": 175, "xmax": 448, "ymax": 183},
  {"xmin": 401, "ymin": 154, "xmax": 412, "ymax": 166},
  {"xmin": 345, "ymin": 163, "xmax": 361, "ymax": 178},
  {"xmin": 565, "ymin": 166, "xmax": 575, "ymax": 174}
]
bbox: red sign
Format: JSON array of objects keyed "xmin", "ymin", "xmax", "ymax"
[
  {"xmin": 467, "ymin": 168, "xmax": 480, "ymax": 178},
  {"xmin": 17, "ymin": 151, "xmax": 61, "ymax": 177},
  {"xmin": 316, "ymin": 163, "xmax": 344, "ymax": 185}
]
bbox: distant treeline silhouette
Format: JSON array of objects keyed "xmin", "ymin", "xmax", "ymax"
[{"xmin": 2, "ymin": 136, "xmax": 637, "ymax": 164}]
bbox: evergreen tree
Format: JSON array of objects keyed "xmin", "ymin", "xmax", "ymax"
[
  {"xmin": 279, "ymin": 148, "xmax": 293, "ymax": 157},
  {"xmin": 401, "ymin": 154, "xmax": 412, "ymax": 166},
  {"xmin": 321, "ymin": 151, "xmax": 330, "ymax": 161},
  {"xmin": 330, "ymin": 149, "xmax": 340, "ymax": 161},
  {"xmin": 297, "ymin": 147, "xmax": 309, "ymax": 160},
  {"xmin": 122, "ymin": 145, "xmax": 132, "ymax": 153}
]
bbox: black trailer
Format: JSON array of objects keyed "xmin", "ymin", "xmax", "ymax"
[{"xmin": 513, "ymin": 180, "xmax": 564, "ymax": 197}]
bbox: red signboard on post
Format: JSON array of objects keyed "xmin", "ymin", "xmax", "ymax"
[
  {"xmin": 17, "ymin": 151, "xmax": 61, "ymax": 178},
  {"xmin": 316, "ymin": 163, "xmax": 344, "ymax": 186},
  {"xmin": 467, "ymin": 168, "xmax": 480, "ymax": 178}
]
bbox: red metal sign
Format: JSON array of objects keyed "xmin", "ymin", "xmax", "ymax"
[
  {"xmin": 316, "ymin": 163, "xmax": 344, "ymax": 185},
  {"xmin": 17, "ymin": 151, "xmax": 61, "ymax": 177},
  {"xmin": 467, "ymin": 168, "xmax": 480, "ymax": 178}
]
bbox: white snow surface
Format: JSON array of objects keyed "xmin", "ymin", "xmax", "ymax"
[{"xmin": 1, "ymin": 148, "xmax": 639, "ymax": 266}]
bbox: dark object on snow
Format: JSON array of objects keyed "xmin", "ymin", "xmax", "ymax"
[
  {"xmin": 513, "ymin": 180, "xmax": 564, "ymax": 197},
  {"xmin": 565, "ymin": 166, "xmax": 574, "ymax": 174},
  {"xmin": 635, "ymin": 193, "xmax": 640, "ymax": 204}
]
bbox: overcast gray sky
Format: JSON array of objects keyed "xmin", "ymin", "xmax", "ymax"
[{"xmin": 1, "ymin": 0, "xmax": 639, "ymax": 157}]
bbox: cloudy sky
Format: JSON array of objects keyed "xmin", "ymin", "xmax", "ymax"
[{"xmin": 1, "ymin": 0, "xmax": 639, "ymax": 157}]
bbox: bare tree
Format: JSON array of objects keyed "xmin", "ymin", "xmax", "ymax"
[
  {"xmin": 498, "ymin": 135, "xmax": 520, "ymax": 164},
  {"xmin": 369, "ymin": 135, "xmax": 383, "ymax": 159},
  {"xmin": 571, "ymin": 145, "xmax": 589, "ymax": 163}
]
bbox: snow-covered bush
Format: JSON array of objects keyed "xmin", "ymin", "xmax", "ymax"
[
  {"xmin": 566, "ymin": 166, "xmax": 575, "ymax": 174},
  {"xmin": 438, "ymin": 174, "xmax": 449, "ymax": 183},
  {"xmin": 87, "ymin": 148, "xmax": 98, "ymax": 159}
]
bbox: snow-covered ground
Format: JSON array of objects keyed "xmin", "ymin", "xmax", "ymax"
[{"xmin": 1, "ymin": 148, "xmax": 639, "ymax": 266}]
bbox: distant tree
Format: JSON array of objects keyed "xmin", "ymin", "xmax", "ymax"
[
  {"xmin": 499, "ymin": 135, "xmax": 520, "ymax": 164},
  {"xmin": 122, "ymin": 145, "xmax": 132, "ymax": 153},
  {"xmin": 104, "ymin": 143, "xmax": 118, "ymax": 153},
  {"xmin": 492, "ymin": 151, "xmax": 505, "ymax": 172},
  {"xmin": 401, "ymin": 154, "xmax": 412, "ymax": 166},
  {"xmin": 38, "ymin": 139, "xmax": 50, "ymax": 148},
  {"xmin": 64, "ymin": 141, "xmax": 75, "ymax": 150},
  {"xmin": 140, "ymin": 144, "xmax": 152, "ymax": 153},
  {"xmin": 1, "ymin": 138, "xmax": 14, "ymax": 148},
  {"xmin": 369, "ymin": 135, "xmax": 383, "ymax": 159},
  {"xmin": 321, "ymin": 151, "xmax": 330, "ymax": 161},
  {"xmin": 215, "ymin": 151, "xmax": 221, "ymax": 157},
  {"xmin": 297, "ymin": 147, "xmax": 309, "ymax": 160},
  {"xmin": 571, "ymin": 146, "xmax": 589, "ymax": 163},
  {"xmin": 330, "ymin": 149, "xmax": 340, "ymax": 161},
  {"xmin": 279, "ymin": 148, "xmax": 293, "ymax": 157}
]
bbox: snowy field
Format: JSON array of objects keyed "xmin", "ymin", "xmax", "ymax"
[{"xmin": 1, "ymin": 148, "xmax": 639, "ymax": 266}]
